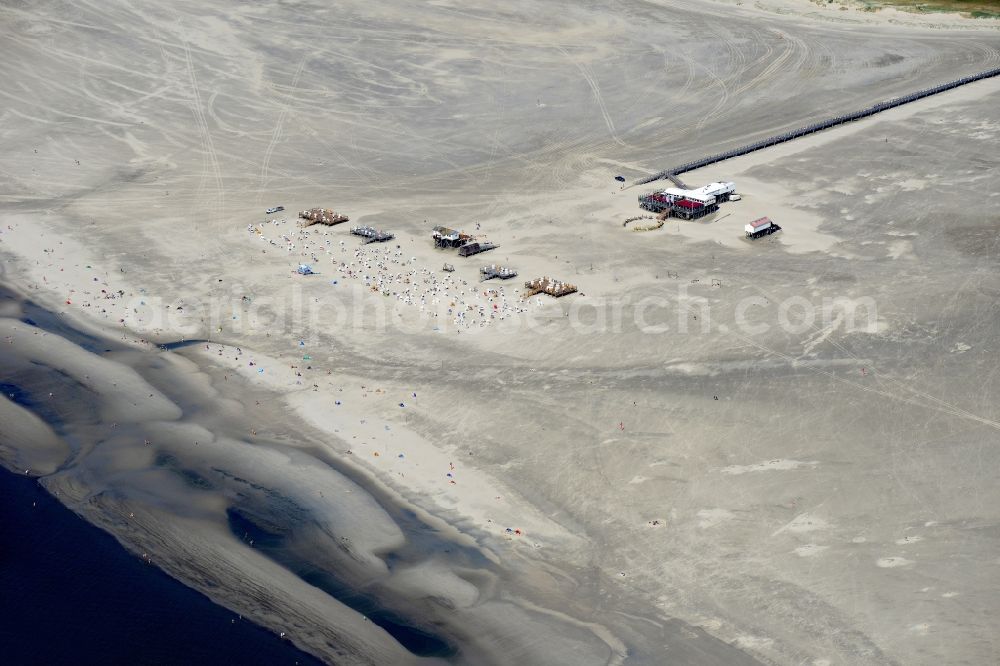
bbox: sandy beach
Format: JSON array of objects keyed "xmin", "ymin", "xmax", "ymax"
[{"xmin": 2, "ymin": 0, "xmax": 999, "ymax": 663}]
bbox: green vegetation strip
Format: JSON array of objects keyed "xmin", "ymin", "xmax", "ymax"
[{"xmin": 861, "ymin": 0, "xmax": 1000, "ymax": 17}]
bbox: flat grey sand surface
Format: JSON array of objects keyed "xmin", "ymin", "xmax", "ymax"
[{"xmin": 1, "ymin": 1, "xmax": 999, "ymax": 663}]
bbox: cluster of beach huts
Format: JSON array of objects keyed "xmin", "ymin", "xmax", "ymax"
[
  {"xmin": 263, "ymin": 206, "xmax": 577, "ymax": 299},
  {"xmin": 431, "ymin": 226, "xmax": 574, "ymax": 297}
]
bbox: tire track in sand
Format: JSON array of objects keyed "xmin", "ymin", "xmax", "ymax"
[
  {"xmin": 728, "ymin": 30, "xmax": 797, "ymax": 98},
  {"xmin": 258, "ymin": 53, "xmax": 308, "ymax": 203},
  {"xmin": 557, "ymin": 46, "xmax": 627, "ymax": 147},
  {"xmin": 182, "ymin": 40, "xmax": 224, "ymax": 215}
]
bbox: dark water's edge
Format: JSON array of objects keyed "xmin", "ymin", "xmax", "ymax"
[
  {"xmin": 226, "ymin": 507, "xmax": 456, "ymax": 658},
  {"xmin": 0, "ymin": 467, "xmax": 325, "ymax": 666},
  {"xmin": 0, "ymin": 280, "xmax": 467, "ymax": 663}
]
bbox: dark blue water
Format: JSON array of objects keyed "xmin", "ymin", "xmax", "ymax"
[
  {"xmin": 0, "ymin": 468, "xmax": 326, "ymax": 666},
  {"xmin": 227, "ymin": 508, "xmax": 456, "ymax": 659}
]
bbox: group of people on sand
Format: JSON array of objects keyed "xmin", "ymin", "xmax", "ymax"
[{"xmin": 251, "ymin": 219, "xmax": 535, "ymax": 331}]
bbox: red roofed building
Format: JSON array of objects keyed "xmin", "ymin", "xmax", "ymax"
[
  {"xmin": 671, "ymin": 197, "xmax": 718, "ymax": 220},
  {"xmin": 674, "ymin": 199, "xmax": 703, "ymax": 209}
]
